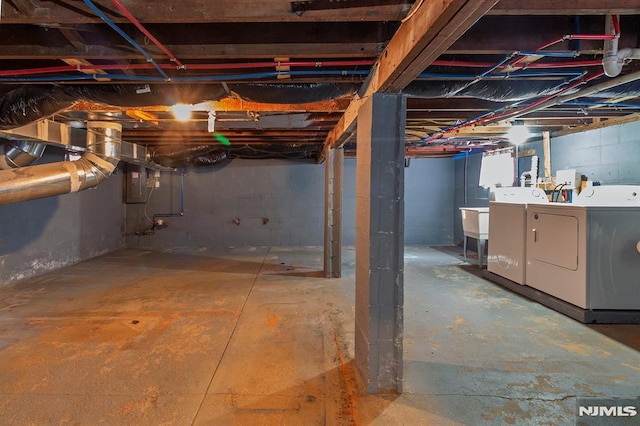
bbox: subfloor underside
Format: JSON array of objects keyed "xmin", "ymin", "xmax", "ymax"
[{"xmin": 0, "ymin": 246, "xmax": 638, "ymax": 425}]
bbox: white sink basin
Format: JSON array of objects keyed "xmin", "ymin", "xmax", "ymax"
[{"xmin": 459, "ymin": 207, "xmax": 489, "ymax": 240}]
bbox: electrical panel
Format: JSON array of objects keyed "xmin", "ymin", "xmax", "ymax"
[{"xmin": 124, "ymin": 164, "xmax": 148, "ymax": 203}]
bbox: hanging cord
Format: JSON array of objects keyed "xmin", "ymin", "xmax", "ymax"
[{"xmin": 143, "ymin": 184, "xmax": 156, "ymax": 225}]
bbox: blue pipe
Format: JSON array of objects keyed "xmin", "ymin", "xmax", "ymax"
[
  {"xmin": 422, "ymin": 71, "xmax": 589, "ymax": 142},
  {"xmin": 0, "ymin": 69, "xmax": 371, "ymax": 83},
  {"xmin": 518, "ymin": 51, "xmax": 579, "ymax": 58},
  {"xmin": 417, "ymin": 71, "xmax": 585, "ymax": 79},
  {"xmin": 572, "ymin": 16, "xmax": 581, "ymax": 51},
  {"xmin": 82, "ymin": 0, "xmax": 170, "ymax": 80},
  {"xmin": 0, "ymin": 68, "xmax": 583, "ymax": 83},
  {"xmin": 563, "ymin": 101, "xmax": 640, "ymax": 109}
]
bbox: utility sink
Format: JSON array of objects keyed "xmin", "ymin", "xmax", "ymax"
[
  {"xmin": 459, "ymin": 207, "xmax": 489, "ymax": 267},
  {"xmin": 459, "ymin": 207, "xmax": 489, "ymax": 240}
]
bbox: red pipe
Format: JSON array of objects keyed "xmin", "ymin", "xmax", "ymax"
[
  {"xmin": 509, "ymin": 34, "xmax": 617, "ymax": 69},
  {"xmin": 525, "ymin": 60, "xmax": 603, "ymax": 69},
  {"xmin": 430, "ymin": 59, "xmax": 603, "ymax": 69},
  {"xmin": 534, "ymin": 34, "xmax": 616, "ymax": 52},
  {"xmin": 428, "ymin": 71, "xmax": 606, "ymax": 141},
  {"xmin": 612, "ymin": 15, "xmax": 621, "ymax": 35},
  {"xmin": 0, "ymin": 60, "xmax": 376, "ymax": 77},
  {"xmin": 482, "ymin": 71, "xmax": 605, "ymax": 123},
  {"xmin": 111, "ymin": 0, "xmax": 185, "ymax": 69}
]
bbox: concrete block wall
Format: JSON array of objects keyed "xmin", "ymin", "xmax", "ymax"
[
  {"xmin": 126, "ymin": 160, "xmax": 327, "ymax": 248},
  {"xmin": 0, "ymin": 148, "xmax": 125, "ymax": 286},
  {"xmin": 453, "ymin": 121, "xmax": 640, "ymax": 243},
  {"xmin": 404, "ymin": 158, "xmax": 455, "ymax": 244},
  {"xmin": 453, "ymin": 151, "xmax": 490, "ymax": 244},
  {"xmin": 545, "ymin": 121, "xmax": 640, "ymax": 184},
  {"xmin": 126, "ymin": 157, "xmax": 455, "ymax": 249}
]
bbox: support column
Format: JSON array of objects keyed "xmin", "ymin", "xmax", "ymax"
[
  {"xmin": 355, "ymin": 93, "xmax": 405, "ymax": 393},
  {"xmin": 324, "ymin": 147, "xmax": 343, "ymax": 278}
]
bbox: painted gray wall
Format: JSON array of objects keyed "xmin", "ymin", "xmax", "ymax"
[
  {"xmin": 509, "ymin": 123, "xmax": 640, "ymax": 207},
  {"xmin": 453, "ymin": 151, "xmax": 490, "ymax": 244},
  {"xmin": 453, "ymin": 121, "xmax": 640, "ymax": 242},
  {"xmin": 0, "ymin": 149, "xmax": 125, "ymax": 286},
  {"xmin": 523, "ymin": 121, "xmax": 640, "ymax": 184},
  {"xmin": 404, "ymin": 157, "xmax": 455, "ymax": 244},
  {"xmin": 126, "ymin": 157, "xmax": 455, "ymax": 249}
]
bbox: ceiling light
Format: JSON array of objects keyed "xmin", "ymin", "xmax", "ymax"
[
  {"xmin": 507, "ymin": 121, "xmax": 530, "ymax": 145},
  {"xmin": 172, "ymin": 103, "xmax": 192, "ymax": 122}
]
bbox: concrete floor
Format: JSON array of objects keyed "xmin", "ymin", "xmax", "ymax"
[{"xmin": 0, "ymin": 246, "xmax": 638, "ymax": 425}]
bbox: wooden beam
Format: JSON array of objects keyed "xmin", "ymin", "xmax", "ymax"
[
  {"xmin": 552, "ymin": 113, "xmax": 640, "ymax": 137},
  {"xmin": 7, "ymin": 0, "xmax": 35, "ymax": 15},
  {"xmin": 324, "ymin": 0, "xmax": 499, "ymax": 150},
  {"xmin": 68, "ymin": 98, "xmax": 350, "ymax": 113},
  {"xmin": 489, "ymin": 0, "xmax": 640, "ymax": 15},
  {"xmin": 57, "ymin": 28, "xmax": 88, "ymax": 52},
  {"xmin": 376, "ymin": 0, "xmax": 499, "ymax": 93},
  {"xmin": 0, "ymin": 1, "xmax": 408, "ymax": 24},
  {"xmin": 0, "ymin": 42, "xmax": 384, "ymax": 60}
]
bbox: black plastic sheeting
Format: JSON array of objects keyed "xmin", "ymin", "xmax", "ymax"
[
  {"xmin": 0, "ymin": 86, "xmax": 75, "ymax": 129},
  {"xmin": 63, "ymin": 84, "xmax": 228, "ymax": 107},
  {"xmin": 227, "ymin": 83, "xmax": 359, "ymax": 103},
  {"xmin": 0, "ymin": 82, "xmax": 359, "ymax": 129},
  {"xmin": 149, "ymin": 143, "xmax": 320, "ymax": 167},
  {"xmin": 404, "ymin": 80, "xmax": 565, "ymax": 102},
  {"xmin": 150, "ymin": 145, "xmax": 230, "ymax": 168},
  {"xmin": 404, "ymin": 79, "xmax": 640, "ymax": 102}
]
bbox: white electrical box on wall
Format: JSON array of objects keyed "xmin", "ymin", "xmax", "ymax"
[{"xmin": 555, "ymin": 169, "xmax": 581, "ymax": 189}]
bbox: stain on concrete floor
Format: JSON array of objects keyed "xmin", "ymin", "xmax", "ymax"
[{"xmin": 0, "ymin": 245, "xmax": 638, "ymax": 425}]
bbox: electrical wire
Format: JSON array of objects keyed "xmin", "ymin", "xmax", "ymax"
[{"xmin": 143, "ymin": 184, "xmax": 156, "ymax": 225}]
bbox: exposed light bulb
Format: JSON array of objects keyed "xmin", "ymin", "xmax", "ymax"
[
  {"xmin": 172, "ymin": 104, "xmax": 192, "ymax": 122},
  {"xmin": 507, "ymin": 124, "xmax": 530, "ymax": 145}
]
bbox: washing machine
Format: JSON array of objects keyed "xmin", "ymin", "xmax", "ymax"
[
  {"xmin": 525, "ymin": 185, "xmax": 640, "ymax": 310},
  {"xmin": 487, "ymin": 187, "xmax": 548, "ymax": 284}
]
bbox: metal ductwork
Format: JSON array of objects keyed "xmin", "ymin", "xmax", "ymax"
[
  {"xmin": 0, "ymin": 141, "xmax": 46, "ymax": 169},
  {"xmin": 0, "ymin": 122, "xmax": 121, "ymax": 205}
]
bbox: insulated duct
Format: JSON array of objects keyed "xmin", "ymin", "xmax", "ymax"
[
  {"xmin": 0, "ymin": 141, "xmax": 46, "ymax": 169},
  {"xmin": 0, "ymin": 122, "xmax": 121, "ymax": 205}
]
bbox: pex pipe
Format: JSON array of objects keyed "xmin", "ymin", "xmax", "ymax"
[
  {"xmin": 82, "ymin": 0, "xmax": 169, "ymax": 80},
  {"xmin": 508, "ymin": 33, "xmax": 618, "ymax": 70},
  {"xmin": 0, "ymin": 69, "xmax": 372, "ymax": 83},
  {"xmin": 0, "ymin": 60, "xmax": 376, "ymax": 77},
  {"xmin": 111, "ymin": 0, "xmax": 185, "ymax": 69},
  {"xmin": 423, "ymin": 71, "xmax": 604, "ymax": 142},
  {"xmin": 0, "ymin": 68, "xmax": 592, "ymax": 83},
  {"xmin": 430, "ymin": 59, "xmax": 603, "ymax": 69}
]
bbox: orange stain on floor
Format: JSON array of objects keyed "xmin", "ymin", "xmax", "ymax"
[{"xmin": 267, "ymin": 314, "xmax": 280, "ymax": 330}]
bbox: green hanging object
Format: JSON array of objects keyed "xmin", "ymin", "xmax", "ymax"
[{"xmin": 213, "ymin": 133, "xmax": 231, "ymax": 146}]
